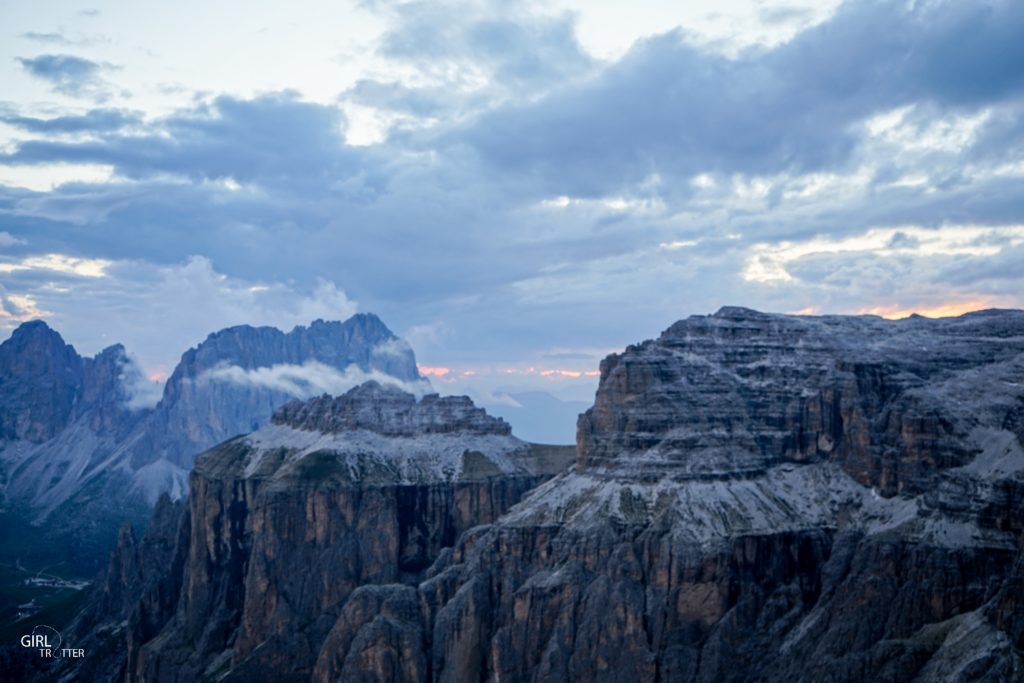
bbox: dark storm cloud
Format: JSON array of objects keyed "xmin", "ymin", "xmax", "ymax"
[
  {"xmin": 455, "ymin": 0, "xmax": 1024, "ymax": 196},
  {"xmin": 1, "ymin": 0, "xmax": 1023, "ymax": 371}
]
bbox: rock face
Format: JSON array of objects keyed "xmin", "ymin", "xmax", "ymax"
[
  {"xmin": 45, "ymin": 493, "xmax": 189, "ymax": 683},
  {"xmin": 272, "ymin": 384, "xmax": 512, "ymax": 437},
  {"xmin": 404, "ymin": 307, "xmax": 1024, "ymax": 683},
  {"xmin": 135, "ymin": 315, "xmax": 424, "ymax": 473},
  {"xmin": 0, "ymin": 313, "xmax": 424, "ymax": 572},
  {"xmin": 62, "ymin": 308, "xmax": 1024, "ymax": 682},
  {"xmin": 0, "ymin": 320, "xmax": 133, "ymax": 443},
  {"xmin": 0, "ymin": 321, "xmax": 151, "ymax": 567},
  {"xmin": 120, "ymin": 382, "xmax": 572, "ymax": 682}
]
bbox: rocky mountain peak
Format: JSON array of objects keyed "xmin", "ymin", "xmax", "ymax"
[
  {"xmin": 0, "ymin": 313, "xmax": 427, "ymax": 573},
  {"xmin": 55, "ymin": 307, "xmax": 1024, "ymax": 683},
  {"xmin": 194, "ymin": 381, "xmax": 535, "ymax": 487},
  {"xmin": 1, "ymin": 320, "xmax": 86, "ymax": 442},
  {"xmin": 7, "ymin": 317, "xmax": 59, "ymax": 340},
  {"xmin": 1, "ymin": 318, "xmax": 80, "ymax": 370},
  {"xmin": 580, "ymin": 308, "xmax": 1024, "ymax": 493},
  {"xmin": 132, "ymin": 313, "xmax": 423, "ymax": 474},
  {"xmin": 271, "ymin": 380, "xmax": 512, "ymax": 437}
]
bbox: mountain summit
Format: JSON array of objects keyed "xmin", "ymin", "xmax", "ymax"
[
  {"xmin": 0, "ymin": 313, "xmax": 424, "ymax": 571},
  {"xmin": 73, "ymin": 307, "xmax": 1024, "ymax": 682}
]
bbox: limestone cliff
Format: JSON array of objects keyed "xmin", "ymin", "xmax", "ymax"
[
  {"xmin": 401, "ymin": 307, "xmax": 1024, "ymax": 682},
  {"xmin": 65, "ymin": 308, "xmax": 1024, "ymax": 682},
  {"xmin": 127, "ymin": 382, "xmax": 572, "ymax": 682}
]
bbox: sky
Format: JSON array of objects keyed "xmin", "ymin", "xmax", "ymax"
[{"xmin": 1, "ymin": 0, "xmax": 1023, "ymax": 432}]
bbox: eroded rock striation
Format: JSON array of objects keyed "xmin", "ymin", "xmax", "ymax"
[
  {"xmin": 69, "ymin": 308, "xmax": 1024, "ymax": 682},
  {"xmin": 400, "ymin": 307, "xmax": 1024, "ymax": 683},
  {"xmin": 125, "ymin": 382, "xmax": 572, "ymax": 682}
]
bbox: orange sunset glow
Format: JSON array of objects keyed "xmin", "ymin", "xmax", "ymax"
[
  {"xmin": 417, "ymin": 365, "xmax": 451, "ymax": 377},
  {"xmin": 148, "ymin": 369, "xmax": 169, "ymax": 383},
  {"xmin": 858, "ymin": 300, "xmax": 996, "ymax": 320}
]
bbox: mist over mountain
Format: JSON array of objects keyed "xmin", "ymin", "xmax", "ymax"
[
  {"xmin": 37, "ymin": 307, "xmax": 1024, "ymax": 683},
  {"xmin": 0, "ymin": 313, "xmax": 424, "ymax": 572}
]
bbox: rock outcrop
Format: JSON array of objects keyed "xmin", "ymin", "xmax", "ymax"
[
  {"xmin": 127, "ymin": 382, "xmax": 573, "ymax": 682},
  {"xmin": 46, "ymin": 493, "xmax": 189, "ymax": 683},
  {"xmin": 58, "ymin": 308, "xmax": 1024, "ymax": 682},
  {"xmin": 0, "ymin": 314, "xmax": 423, "ymax": 572},
  {"xmin": 400, "ymin": 307, "xmax": 1024, "ymax": 683},
  {"xmin": 134, "ymin": 314, "xmax": 424, "ymax": 475},
  {"xmin": 0, "ymin": 321, "xmax": 151, "ymax": 568}
]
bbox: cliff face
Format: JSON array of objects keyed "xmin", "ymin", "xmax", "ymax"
[
  {"xmin": 401, "ymin": 308, "xmax": 1024, "ymax": 683},
  {"xmin": 46, "ymin": 493, "xmax": 189, "ymax": 683},
  {"xmin": 0, "ymin": 314, "xmax": 422, "ymax": 572},
  {"xmin": 82, "ymin": 308, "xmax": 1024, "ymax": 682},
  {"xmin": 128, "ymin": 382, "xmax": 572, "ymax": 682},
  {"xmin": 0, "ymin": 322, "xmax": 153, "ymax": 569},
  {"xmin": 0, "ymin": 320, "xmax": 92, "ymax": 443},
  {"xmin": 137, "ymin": 314, "xmax": 424, "ymax": 473}
]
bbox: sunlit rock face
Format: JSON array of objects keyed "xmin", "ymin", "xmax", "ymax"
[{"xmin": 64, "ymin": 308, "xmax": 1024, "ymax": 682}]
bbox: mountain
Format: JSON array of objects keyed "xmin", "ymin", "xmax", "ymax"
[
  {"xmin": 51, "ymin": 382, "xmax": 573, "ymax": 682},
  {"xmin": 120, "ymin": 314, "xmax": 425, "ymax": 502},
  {"xmin": 53, "ymin": 307, "xmax": 1024, "ymax": 682},
  {"xmin": 0, "ymin": 321, "xmax": 150, "ymax": 569},
  {"xmin": 0, "ymin": 313, "xmax": 424, "ymax": 572}
]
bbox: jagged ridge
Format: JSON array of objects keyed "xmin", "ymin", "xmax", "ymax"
[{"xmin": 272, "ymin": 381, "xmax": 511, "ymax": 437}]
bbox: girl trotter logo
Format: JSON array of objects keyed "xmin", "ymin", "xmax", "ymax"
[
  {"xmin": 21, "ymin": 625, "xmax": 61, "ymax": 655},
  {"xmin": 18, "ymin": 625, "xmax": 85, "ymax": 659}
]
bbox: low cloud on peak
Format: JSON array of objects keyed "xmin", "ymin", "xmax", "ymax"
[
  {"xmin": 0, "ymin": 0, "xmax": 1022, "ymax": 417},
  {"xmin": 201, "ymin": 360, "xmax": 433, "ymax": 400}
]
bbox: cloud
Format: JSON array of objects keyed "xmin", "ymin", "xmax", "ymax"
[
  {"xmin": 373, "ymin": 0, "xmax": 594, "ymax": 91},
  {"xmin": 21, "ymin": 32, "xmax": 73, "ymax": 46},
  {"xmin": 742, "ymin": 225, "xmax": 1024, "ymax": 284},
  {"xmin": 0, "ymin": 255, "xmax": 360, "ymax": 374},
  {"xmin": 372, "ymin": 337, "xmax": 415, "ymax": 360},
  {"xmin": 119, "ymin": 355, "xmax": 165, "ymax": 410},
  {"xmin": 0, "ymin": 232, "xmax": 26, "ymax": 247},
  {"xmin": 15, "ymin": 53, "xmax": 117, "ymax": 101},
  {"xmin": 0, "ymin": 253, "xmax": 112, "ymax": 277},
  {"xmin": 341, "ymin": 0, "xmax": 595, "ymax": 140},
  {"xmin": 201, "ymin": 360, "xmax": 432, "ymax": 399},
  {"xmin": 0, "ymin": 108, "xmax": 141, "ymax": 134},
  {"xmin": 0, "ymin": 0, "xmax": 1022, "ymax": 429},
  {"xmin": 0, "ymin": 285, "xmax": 50, "ymax": 324},
  {"xmin": 2, "ymin": 93, "xmax": 354, "ymax": 186},
  {"xmin": 455, "ymin": 0, "xmax": 1024, "ymax": 196}
]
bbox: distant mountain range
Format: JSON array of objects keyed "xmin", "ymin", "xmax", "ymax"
[
  {"xmin": 0, "ymin": 313, "xmax": 424, "ymax": 571},
  {"xmin": 37, "ymin": 306, "xmax": 1024, "ymax": 683}
]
